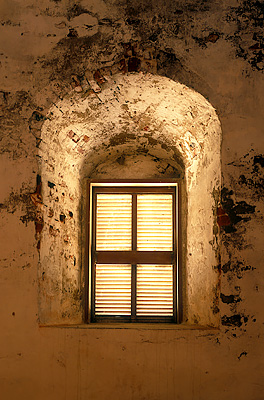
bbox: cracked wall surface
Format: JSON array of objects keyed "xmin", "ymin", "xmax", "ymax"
[{"xmin": 0, "ymin": 1, "xmax": 263, "ymax": 399}]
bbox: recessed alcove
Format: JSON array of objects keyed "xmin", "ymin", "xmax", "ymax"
[{"xmin": 39, "ymin": 72, "xmax": 221, "ymax": 327}]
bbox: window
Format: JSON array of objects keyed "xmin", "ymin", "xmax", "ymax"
[{"xmin": 87, "ymin": 181, "xmax": 180, "ymax": 323}]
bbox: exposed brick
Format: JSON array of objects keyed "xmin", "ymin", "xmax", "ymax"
[
  {"xmin": 48, "ymin": 208, "xmax": 54, "ymax": 218},
  {"xmin": 77, "ymin": 146, "xmax": 85, "ymax": 154},
  {"xmin": 82, "ymin": 135, "xmax": 90, "ymax": 143},
  {"xmin": 120, "ymin": 59, "xmax": 127, "ymax": 73},
  {"xmin": 60, "ymin": 213, "xmax": 66, "ymax": 223},
  {"xmin": 85, "ymin": 71, "xmax": 101, "ymax": 92},
  {"xmin": 35, "ymin": 220, "xmax": 44, "ymax": 234},
  {"xmin": 206, "ymin": 33, "xmax": 220, "ymax": 43},
  {"xmin": 128, "ymin": 57, "xmax": 141, "ymax": 72},
  {"xmin": 217, "ymin": 206, "xmax": 231, "ymax": 227},
  {"xmin": 94, "ymin": 70, "xmax": 106, "ymax": 85},
  {"xmin": 68, "ymin": 130, "xmax": 80, "ymax": 143}
]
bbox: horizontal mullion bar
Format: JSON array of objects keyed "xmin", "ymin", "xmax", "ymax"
[{"xmin": 96, "ymin": 251, "xmax": 174, "ymax": 264}]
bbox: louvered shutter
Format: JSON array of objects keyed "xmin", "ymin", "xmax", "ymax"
[
  {"xmin": 92, "ymin": 185, "xmax": 177, "ymax": 322},
  {"xmin": 136, "ymin": 265, "xmax": 173, "ymax": 316},
  {"xmin": 137, "ymin": 194, "xmax": 173, "ymax": 251},
  {"xmin": 95, "ymin": 264, "xmax": 131, "ymax": 315},
  {"xmin": 96, "ymin": 194, "xmax": 132, "ymax": 250}
]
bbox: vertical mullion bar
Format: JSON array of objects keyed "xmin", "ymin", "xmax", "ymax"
[
  {"xmin": 85, "ymin": 182, "xmax": 90, "ymax": 323},
  {"xmin": 131, "ymin": 264, "xmax": 136, "ymax": 320},
  {"xmin": 173, "ymin": 186, "xmax": 178, "ymax": 323},
  {"xmin": 132, "ymin": 194, "xmax": 137, "ymax": 251},
  {"xmin": 176, "ymin": 182, "xmax": 182, "ymax": 323},
  {"xmin": 91, "ymin": 190, "xmax": 97, "ymax": 321},
  {"xmin": 131, "ymin": 194, "xmax": 137, "ymax": 320}
]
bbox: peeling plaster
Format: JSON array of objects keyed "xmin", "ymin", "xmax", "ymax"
[{"xmin": 38, "ymin": 72, "xmax": 221, "ymax": 326}]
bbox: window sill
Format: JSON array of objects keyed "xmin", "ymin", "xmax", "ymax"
[{"xmin": 39, "ymin": 322, "xmax": 219, "ymax": 331}]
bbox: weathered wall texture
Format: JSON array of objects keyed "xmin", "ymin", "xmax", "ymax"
[
  {"xmin": 39, "ymin": 73, "xmax": 221, "ymax": 326},
  {"xmin": 0, "ymin": 1, "xmax": 263, "ymax": 399}
]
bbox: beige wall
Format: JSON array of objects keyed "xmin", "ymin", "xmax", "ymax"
[{"xmin": 1, "ymin": 1, "xmax": 264, "ymax": 399}]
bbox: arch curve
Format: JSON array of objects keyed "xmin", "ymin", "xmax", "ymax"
[{"xmin": 39, "ymin": 73, "xmax": 221, "ymax": 326}]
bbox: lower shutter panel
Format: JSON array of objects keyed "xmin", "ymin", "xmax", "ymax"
[
  {"xmin": 95, "ymin": 264, "xmax": 131, "ymax": 315},
  {"xmin": 136, "ymin": 265, "xmax": 174, "ymax": 316}
]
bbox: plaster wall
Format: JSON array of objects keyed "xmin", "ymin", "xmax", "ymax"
[
  {"xmin": 39, "ymin": 73, "xmax": 221, "ymax": 326},
  {"xmin": 0, "ymin": 1, "xmax": 264, "ymax": 399}
]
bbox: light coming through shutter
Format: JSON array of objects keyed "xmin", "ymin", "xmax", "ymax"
[
  {"xmin": 95, "ymin": 264, "xmax": 131, "ymax": 315},
  {"xmin": 136, "ymin": 265, "xmax": 173, "ymax": 316},
  {"xmin": 137, "ymin": 194, "xmax": 173, "ymax": 251},
  {"xmin": 96, "ymin": 194, "xmax": 132, "ymax": 250},
  {"xmin": 91, "ymin": 183, "xmax": 178, "ymax": 323}
]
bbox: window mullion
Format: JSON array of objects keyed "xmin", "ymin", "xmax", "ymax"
[
  {"xmin": 131, "ymin": 194, "xmax": 137, "ymax": 320},
  {"xmin": 91, "ymin": 191, "xmax": 97, "ymax": 321},
  {"xmin": 131, "ymin": 264, "xmax": 136, "ymax": 320},
  {"xmin": 173, "ymin": 187, "xmax": 179, "ymax": 323},
  {"xmin": 132, "ymin": 193, "xmax": 137, "ymax": 251}
]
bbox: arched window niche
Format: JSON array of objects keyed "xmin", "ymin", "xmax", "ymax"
[{"xmin": 39, "ymin": 73, "xmax": 221, "ymax": 327}]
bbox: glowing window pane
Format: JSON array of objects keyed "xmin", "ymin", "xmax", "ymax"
[
  {"xmin": 136, "ymin": 265, "xmax": 173, "ymax": 316},
  {"xmin": 95, "ymin": 264, "xmax": 131, "ymax": 315},
  {"xmin": 137, "ymin": 194, "xmax": 173, "ymax": 251},
  {"xmin": 96, "ymin": 194, "xmax": 132, "ymax": 250}
]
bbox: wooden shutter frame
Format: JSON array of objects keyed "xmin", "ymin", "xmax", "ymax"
[{"xmin": 85, "ymin": 180, "xmax": 181, "ymax": 324}]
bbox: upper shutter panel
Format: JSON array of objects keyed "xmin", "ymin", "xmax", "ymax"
[
  {"xmin": 137, "ymin": 194, "xmax": 173, "ymax": 251},
  {"xmin": 96, "ymin": 194, "xmax": 132, "ymax": 250}
]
